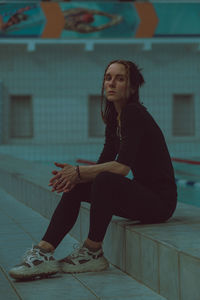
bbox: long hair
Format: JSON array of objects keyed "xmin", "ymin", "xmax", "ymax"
[{"xmin": 100, "ymin": 60, "xmax": 145, "ymax": 125}]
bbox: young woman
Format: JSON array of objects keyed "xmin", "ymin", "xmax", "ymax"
[{"xmin": 9, "ymin": 60, "xmax": 177, "ymax": 280}]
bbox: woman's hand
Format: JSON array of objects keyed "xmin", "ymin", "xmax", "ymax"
[{"xmin": 48, "ymin": 162, "xmax": 79, "ymax": 193}]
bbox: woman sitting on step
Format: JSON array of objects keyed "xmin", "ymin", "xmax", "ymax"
[{"xmin": 9, "ymin": 59, "xmax": 177, "ymax": 280}]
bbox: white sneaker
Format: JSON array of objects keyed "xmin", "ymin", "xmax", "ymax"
[
  {"xmin": 9, "ymin": 245, "xmax": 60, "ymax": 280},
  {"xmin": 59, "ymin": 242, "xmax": 109, "ymax": 274}
]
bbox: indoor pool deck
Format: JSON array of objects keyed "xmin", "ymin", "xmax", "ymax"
[{"xmin": 0, "ymin": 154, "xmax": 200, "ymax": 300}]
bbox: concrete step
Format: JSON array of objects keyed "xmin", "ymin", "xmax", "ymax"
[
  {"xmin": 0, "ymin": 187, "xmax": 166, "ymax": 300},
  {"xmin": 0, "ymin": 154, "xmax": 200, "ymax": 300}
]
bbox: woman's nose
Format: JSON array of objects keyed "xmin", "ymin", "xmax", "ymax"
[{"xmin": 109, "ymin": 79, "xmax": 116, "ymax": 86}]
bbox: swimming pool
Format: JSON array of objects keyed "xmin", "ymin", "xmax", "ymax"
[
  {"xmin": 172, "ymin": 160, "xmax": 200, "ymax": 208},
  {"xmin": 176, "ymin": 184, "xmax": 200, "ymax": 208}
]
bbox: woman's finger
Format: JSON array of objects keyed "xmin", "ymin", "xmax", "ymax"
[
  {"xmin": 51, "ymin": 180, "xmax": 64, "ymax": 192},
  {"xmin": 55, "ymin": 178, "xmax": 67, "ymax": 190},
  {"xmin": 56, "ymin": 181, "xmax": 71, "ymax": 193},
  {"xmin": 49, "ymin": 171, "xmax": 58, "ymax": 182},
  {"xmin": 50, "ymin": 173, "xmax": 62, "ymax": 182},
  {"xmin": 52, "ymin": 177, "xmax": 63, "ymax": 189},
  {"xmin": 49, "ymin": 173, "xmax": 61, "ymax": 184},
  {"xmin": 56, "ymin": 182, "xmax": 76, "ymax": 193},
  {"xmin": 65, "ymin": 184, "xmax": 75, "ymax": 192},
  {"xmin": 52, "ymin": 170, "xmax": 58, "ymax": 175},
  {"xmin": 63, "ymin": 183, "xmax": 76, "ymax": 193},
  {"xmin": 59, "ymin": 181, "xmax": 71, "ymax": 191},
  {"xmin": 54, "ymin": 162, "xmax": 66, "ymax": 168}
]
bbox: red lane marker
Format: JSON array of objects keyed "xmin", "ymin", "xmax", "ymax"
[{"xmin": 171, "ymin": 158, "xmax": 200, "ymax": 165}]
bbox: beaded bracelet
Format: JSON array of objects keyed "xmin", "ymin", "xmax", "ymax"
[{"xmin": 75, "ymin": 165, "xmax": 81, "ymax": 181}]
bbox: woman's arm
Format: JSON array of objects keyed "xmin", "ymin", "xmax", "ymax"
[
  {"xmin": 78, "ymin": 161, "xmax": 130, "ymax": 183},
  {"xmin": 96, "ymin": 122, "xmax": 118, "ymax": 165}
]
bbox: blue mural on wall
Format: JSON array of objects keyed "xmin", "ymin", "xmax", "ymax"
[{"xmin": 0, "ymin": 2, "xmax": 200, "ymax": 38}]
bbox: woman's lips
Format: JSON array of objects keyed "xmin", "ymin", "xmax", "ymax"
[{"xmin": 108, "ymin": 91, "xmax": 116, "ymax": 94}]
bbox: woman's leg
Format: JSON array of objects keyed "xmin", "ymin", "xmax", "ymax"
[
  {"xmin": 40, "ymin": 170, "xmax": 176, "ymax": 251},
  {"xmin": 40, "ymin": 181, "xmax": 93, "ymax": 249},
  {"xmin": 86, "ymin": 171, "xmax": 177, "ymax": 242},
  {"xmin": 9, "ymin": 181, "xmax": 94, "ymax": 279}
]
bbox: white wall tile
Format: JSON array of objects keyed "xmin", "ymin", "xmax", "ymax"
[{"xmin": 0, "ymin": 44, "xmax": 199, "ymax": 157}]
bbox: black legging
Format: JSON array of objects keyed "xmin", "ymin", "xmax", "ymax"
[{"xmin": 42, "ymin": 171, "xmax": 177, "ymax": 249}]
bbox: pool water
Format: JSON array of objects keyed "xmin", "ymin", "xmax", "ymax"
[
  {"xmin": 172, "ymin": 160, "xmax": 200, "ymax": 207},
  {"xmin": 176, "ymin": 184, "xmax": 200, "ymax": 208}
]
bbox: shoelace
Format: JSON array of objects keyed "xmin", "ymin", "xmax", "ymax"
[
  {"xmin": 22, "ymin": 244, "xmax": 43, "ymax": 263},
  {"xmin": 70, "ymin": 242, "xmax": 88, "ymax": 258}
]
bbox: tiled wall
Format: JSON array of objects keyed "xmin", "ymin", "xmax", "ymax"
[{"xmin": 0, "ymin": 43, "xmax": 199, "ymax": 157}]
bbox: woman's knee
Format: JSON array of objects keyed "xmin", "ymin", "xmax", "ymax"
[
  {"xmin": 60, "ymin": 181, "xmax": 93, "ymax": 206},
  {"xmin": 92, "ymin": 171, "xmax": 117, "ymax": 191},
  {"xmin": 91, "ymin": 171, "xmax": 118, "ymax": 202}
]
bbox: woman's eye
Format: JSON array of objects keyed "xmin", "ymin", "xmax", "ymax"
[{"xmin": 105, "ymin": 77, "xmax": 124, "ymax": 81}]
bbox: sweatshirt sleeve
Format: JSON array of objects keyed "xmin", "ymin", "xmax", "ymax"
[
  {"xmin": 115, "ymin": 105, "xmax": 146, "ymax": 169},
  {"xmin": 96, "ymin": 123, "xmax": 118, "ymax": 164}
]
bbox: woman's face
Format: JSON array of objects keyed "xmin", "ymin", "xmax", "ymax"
[{"xmin": 104, "ymin": 63, "xmax": 131, "ymax": 105}]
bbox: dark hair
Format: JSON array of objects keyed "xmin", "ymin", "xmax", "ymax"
[{"xmin": 100, "ymin": 60, "xmax": 145, "ymax": 125}]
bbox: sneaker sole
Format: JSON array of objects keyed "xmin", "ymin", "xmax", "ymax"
[
  {"xmin": 61, "ymin": 256, "xmax": 110, "ymax": 274},
  {"xmin": 9, "ymin": 261, "xmax": 60, "ymax": 280}
]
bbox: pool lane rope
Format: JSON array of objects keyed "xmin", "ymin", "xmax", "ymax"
[
  {"xmin": 172, "ymin": 157, "xmax": 200, "ymax": 188},
  {"xmin": 175, "ymin": 178, "xmax": 200, "ymax": 188}
]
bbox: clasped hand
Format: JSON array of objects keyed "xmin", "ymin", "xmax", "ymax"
[{"xmin": 48, "ymin": 162, "xmax": 79, "ymax": 193}]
